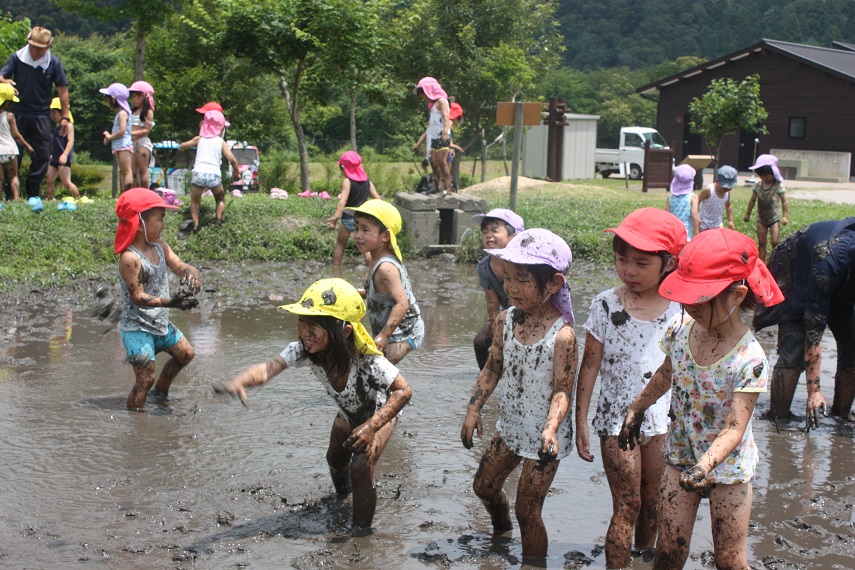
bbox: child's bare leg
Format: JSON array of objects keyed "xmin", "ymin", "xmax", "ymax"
[
  {"xmin": 152, "ymin": 337, "xmax": 194, "ymax": 397},
  {"xmin": 601, "ymin": 435, "xmax": 642, "ymax": 567},
  {"xmin": 383, "ymin": 340, "xmax": 413, "ymax": 365},
  {"xmin": 349, "ymin": 417, "xmax": 396, "ymax": 528},
  {"xmin": 755, "ymin": 222, "xmax": 769, "ymax": 261},
  {"xmin": 45, "ymin": 165, "xmax": 58, "ymax": 199},
  {"xmin": 637, "ymin": 434, "xmax": 666, "ymax": 551},
  {"xmin": 768, "ymin": 221, "xmax": 781, "ymax": 251},
  {"xmin": 653, "ymin": 465, "xmax": 701, "ymax": 570},
  {"xmin": 435, "ymin": 149, "xmax": 452, "ymax": 193},
  {"xmin": 5, "ymin": 160, "xmax": 20, "ymax": 200},
  {"xmin": 0, "ymin": 162, "xmax": 6, "ymax": 199},
  {"xmin": 58, "ymin": 166, "xmax": 80, "ymax": 198},
  {"xmin": 128, "ymin": 360, "xmax": 157, "ymax": 410},
  {"xmin": 212, "ymin": 185, "xmax": 226, "ymax": 225},
  {"xmin": 332, "ymin": 224, "xmax": 350, "ymax": 265},
  {"xmin": 136, "ymin": 147, "xmax": 151, "ymax": 188},
  {"xmin": 429, "ymin": 151, "xmax": 444, "ymax": 192},
  {"xmin": 326, "ymin": 412, "xmax": 354, "ymax": 496},
  {"xmin": 117, "ymin": 151, "xmax": 133, "ymax": 191},
  {"xmin": 472, "ymin": 433, "xmax": 521, "ymax": 533},
  {"xmin": 516, "ymin": 458, "xmax": 560, "ymax": 559},
  {"xmin": 189, "ymin": 185, "xmax": 203, "ymax": 229},
  {"xmin": 709, "ymin": 481, "xmax": 752, "ymax": 569}
]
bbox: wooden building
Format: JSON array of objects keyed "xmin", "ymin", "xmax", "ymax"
[{"xmin": 637, "ymin": 39, "xmax": 855, "ymax": 178}]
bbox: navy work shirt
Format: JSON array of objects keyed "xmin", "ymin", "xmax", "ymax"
[{"xmin": 0, "ymin": 52, "xmax": 68, "ymax": 118}]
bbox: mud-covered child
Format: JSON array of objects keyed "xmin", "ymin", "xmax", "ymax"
[
  {"xmin": 744, "ymin": 154, "xmax": 788, "ymax": 261},
  {"xmin": 348, "ymin": 199, "xmax": 425, "ymax": 365},
  {"xmin": 574, "ymin": 208, "xmax": 686, "ymax": 567},
  {"xmin": 215, "ymin": 278, "xmax": 412, "ymax": 528},
  {"xmin": 461, "ymin": 228, "xmax": 577, "ymax": 560},
  {"xmin": 114, "ymin": 187, "xmax": 201, "ymax": 410}
]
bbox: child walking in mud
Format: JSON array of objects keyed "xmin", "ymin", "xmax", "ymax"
[
  {"xmin": 575, "ymin": 208, "xmax": 686, "ymax": 568},
  {"xmin": 744, "ymin": 154, "xmax": 788, "ymax": 261},
  {"xmin": 472, "ymin": 208, "xmax": 525, "ymax": 369},
  {"xmin": 214, "ymin": 278, "xmax": 412, "ymax": 528},
  {"xmin": 618, "ymin": 228, "xmax": 784, "ymax": 570},
  {"xmin": 114, "ymin": 187, "xmax": 201, "ymax": 410},
  {"xmin": 327, "ymin": 151, "xmax": 381, "ymax": 267},
  {"xmin": 460, "ymin": 228, "xmax": 577, "ymax": 561},
  {"xmin": 349, "ymin": 199, "xmax": 425, "ymax": 365}
]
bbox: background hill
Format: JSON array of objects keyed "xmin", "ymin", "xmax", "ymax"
[{"xmin": 3, "ymin": 0, "xmax": 126, "ymax": 38}]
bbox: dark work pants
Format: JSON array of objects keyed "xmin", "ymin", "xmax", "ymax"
[{"xmin": 15, "ymin": 116, "xmax": 53, "ymax": 199}]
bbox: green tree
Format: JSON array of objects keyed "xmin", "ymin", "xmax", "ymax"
[
  {"xmin": 0, "ymin": 13, "xmax": 30, "ymax": 54},
  {"xmin": 688, "ymin": 74, "xmax": 768, "ymax": 169}
]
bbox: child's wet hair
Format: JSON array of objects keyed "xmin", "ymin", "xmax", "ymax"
[
  {"xmin": 354, "ymin": 211, "xmax": 387, "ymax": 233},
  {"xmin": 612, "ymin": 235, "xmax": 675, "ymax": 279},
  {"xmin": 481, "ymin": 217, "xmax": 515, "ymax": 235},
  {"xmin": 302, "ymin": 314, "xmax": 358, "ymax": 378},
  {"xmin": 526, "ymin": 263, "xmax": 560, "ymax": 294}
]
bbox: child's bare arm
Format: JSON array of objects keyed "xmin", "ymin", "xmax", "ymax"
[
  {"xmin": 680, "ymin": 391, "xmax": 758, "ymax": 492},
  {"xmin": 160, "ymin": 239, "xmax": 201, "ymax": 292},
  {"xmin": 690, "ymin": 192, "xmax": 702, "ymax": 235},
  {"xmin": 7, "ymin": 113, "xmax": 33, "ymax": 155},
  {"xmin": 103, "ymin": 111, "xmax": 129, "ymax": 142},
  {"xmin": 368, "ymin": 181, "xmax": 381, "ymax": 200},
  {"xmin": 484, "ymin": 289, "xmax": 501, "ymax": 325},
  {"xmin": 371, "ymin": 263, "xmax": 410, "ymax": 351},
  {"xmin": 725, "ymin": 194, "xmax": 735, "ymax": 229},
  {"xmin": 178, "ymin": 136, "xmax": 200, "ymax": 151},
  {"xmin": 438, "ymin": 99, "xmax": 451, "ymax": 142},
  {"xmin": 541, "ymin": 325, "xmax": 578, "ymax": 459},
  {"xmin": 412, "ymin": 131, "xmax": 427, "ymax": 154},
  {"xmin": 221, "ymin": 142, "xmax": 240, "ymax": 178},
  {"xmin": 574, "ymin": 332, "xmax": 603, "ymax": 462},
  {"xmin": 60, "ymin": 123, "xmax": 74, "ymax": 164},
  {"xmin": 780, "ymin": 194, "xmax": 788, "ymax": 225},
  {"xmin": 216, "ymin": 356, "xmax": 288, "ymax": 406},
  {"xmin": 346, "ymin": 373, "xmax": 412, "ymax": 453},
  {"xmin": 743, "ymin": 194, "xmax": 756, "ymax": 222},
  {"xmin": 461, "ymin": 311, "xmax": 506, "ymax": 449},
  {"xmin": 618, "ymin": 356, "xmax": 673, "ymax": 450},
  {"xmin": 327, "ymin": 179, "xmax": 351, "ymax": 228}
]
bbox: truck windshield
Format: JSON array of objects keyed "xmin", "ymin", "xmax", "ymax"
[
  {"xmin": 232, "ymin": 148, "xmax": 259, "ymax": 166},
  {"xmin": 644, "ymin": 131, "xmax": 668, "ymax": 149}
]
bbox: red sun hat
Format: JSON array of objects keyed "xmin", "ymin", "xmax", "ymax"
[
  {"xmin": 195, "ymin": 101, "xmax": 223, "ymax": 114},
  {"xmin": 114, "ymin": 187, "xmax": 179, "ymax": 254},
  {"xmin": 659, "ymin": 228, "xmax": 784, "ymax": 306},
  {"xmin": 604, "ymin": 207, "xmax": 687, "ymax": 257},
  {"xmin": 338, "ymin": 151, "xmax": 368, "ymax": 182},
  {"xmin": 449, "ymin": 102, "xmax": 464, "ymax": 121}
]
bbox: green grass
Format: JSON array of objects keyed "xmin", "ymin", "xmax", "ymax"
[{"xmin": 0, "ymin": 178, "xmax": 849, "ymax": 290}]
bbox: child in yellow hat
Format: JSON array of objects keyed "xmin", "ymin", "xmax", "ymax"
[
  {"xmin": 215, "ymin": 278, "xmax": 412, "ymax": 528},
  {"xmin": 46, "ymin": 97, "xmax": 80, "ymax": 201}
]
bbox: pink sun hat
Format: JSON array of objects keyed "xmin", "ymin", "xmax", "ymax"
[
  {"xmin": 199, "ymin": 110, "xmax": 229, "ymax": 138},
  {"xmin": 413, "ymin": 77, "xmax": 448, "ymax": 101},
  {"xmin": 338, "ymin": 151, "xmax": 368, "ymax": 182},
  {"xmin": 128, "ymin": 80, "xmax": 155, "ymax": 111}
]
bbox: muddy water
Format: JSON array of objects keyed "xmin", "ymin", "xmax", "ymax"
[{"xmin": 0, "ymin": 259, "xmax": 853, "ymax": 569}]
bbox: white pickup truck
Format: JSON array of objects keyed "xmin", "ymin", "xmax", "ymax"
[{"xmin": 595, "ymin": 127, "xmax": 669, "ymax": 180}]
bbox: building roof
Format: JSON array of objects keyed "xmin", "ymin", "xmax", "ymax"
[{"xmin": 638, "ymin": 39, "xmax": 855, "ymax": 95}]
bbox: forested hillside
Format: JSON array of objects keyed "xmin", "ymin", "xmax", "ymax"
[
  {"xmin": 3, "ymin": 0, "xmax": 126, "ymax": 38},
  {"xmin": 557, "ymin": 0, "xmax": 855, "ymax": 69}
]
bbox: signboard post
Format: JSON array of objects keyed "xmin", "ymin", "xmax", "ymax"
[
  {"xmin": 641, "ymin": 140, "xmax": 675, "ymax": 193},
  {"xmin": 496, "ymin": 102, "xmax": 542, "ymax": 211}
]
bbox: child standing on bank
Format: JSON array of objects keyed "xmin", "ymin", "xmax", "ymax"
[
  {"xmin": 129, "ymin": 81, "xmax": 155, "ymax": 189},
  {"xmin": 461, "ymin": 228, "xmax": 577, "ymax": 560},
  {"xmin": 327, "ymin": 151, "xmax": 381, "ymax": 266},
  {"xmin": 214, "ymin": 278, "xmax": 412, "ymax": 528},
  {"xmin": 114, "ymin": 187, "xmax": 201, "ymax": 410},
  {"xmin": 574, "ymin": 208, "xmax": 686, "ymax": 568},
  {"xmin": 349, "ymin": 199, "xmax": 425, "ymax": 365},
  {"xmin": 472, "ymin": 208, "xmax": 525, "ymax": 369},
  {"xmin": 618, "ymin": 228, "xmax": 784, "ymax": 569},
  {"xmin": 178, "ymin": 110, "xmax": 239, "ymax": 234},
  {"xmin": 692, "ymin": 165, "xmax": 736, "ymax": 235},
  {"xmin": 744, "ymin": 154, "xmax": 788, "ymax": 261},
  {"xmin": 412, "ymin": 77, "xmax": 453, "ymax": 196},
  {"xmin": 46, "ymin": 97, "xmax": 79, "ymax": 201},
  {"xmin": 666, "ymin": 164, "xmax": 695, "ymax": 241},
  {"xmin": 100, "ymin": 83, "xmax": 134, "ymax": 192},
  {"xmin": 0, "ymin": 83, "xmax": 32, "ymax": 200}
]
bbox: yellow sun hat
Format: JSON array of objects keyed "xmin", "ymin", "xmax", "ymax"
[
  {"xmin": 345, "ymin": 199, "xmax": 403, "ymax": 261},
  {"xmin": 50, "ymin": 97, "xmax": 73, "ymax": 123},
  {"xmin": 0, "ymin": 83, "xmax": 19, "ymax": 105},
  {"xmin": 279, "ymin": 278, "xmax": 381, "ymax": 356}
]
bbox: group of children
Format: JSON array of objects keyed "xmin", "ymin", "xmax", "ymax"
[{"xmin": 111, "ymin": 150, "xmax": 786, "ymax": 566}]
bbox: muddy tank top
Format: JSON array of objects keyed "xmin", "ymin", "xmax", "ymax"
[
  {"xmin": 118, "ymin": 243, "xmax": 171, "ymax": 335},
  {"xmin": 365, "ymin": 255, "xmax": 423, "ymax": 343}
]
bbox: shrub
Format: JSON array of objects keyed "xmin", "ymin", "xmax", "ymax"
[
  {"xmin": 70, "ymin": 164, "xmax": 106, "ymax": 197},
  {"xmin": 259, "ymin": 149, "xmax": 299, "ymax": 192}
]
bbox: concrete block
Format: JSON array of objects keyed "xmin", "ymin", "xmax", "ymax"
[
  {"xmin": 394, "ymin": 192, "xmax": 439, "ymax": 211},
  {"xmin": 452, "ymin": 208, "xmax": 481, "ymax": 243},
  {"xmin": 401, "ymin": 210, "xmax": 440, "ymax": 249}
]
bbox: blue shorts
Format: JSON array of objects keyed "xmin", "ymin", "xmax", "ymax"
[
  {"xmin": 119, "ymin": 323, "xmax": 184, "ymax": 363},
  {"xmin": 191, "ymin": 171, "xmax": 222, "ymax": 189},
  {"xmin": 341, "ymin": 213, "xmax": 355, "ymax": 232}
]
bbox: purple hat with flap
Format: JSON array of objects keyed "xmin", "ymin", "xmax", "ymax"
[
  {"xmin": 473, "ymin": 208, "xmax": 525, "ymax": 233},
  {"xmin": 749, "ymin": 154, "xmax": 783, "ymax": 183}
]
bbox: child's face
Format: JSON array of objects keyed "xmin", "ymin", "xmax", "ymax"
[
  {"xmin": 351, "ymin": 214, "xmax": 387, "ymax": 254},
  {"xmin": 681, "ymin": 285, "xmax": 746, "ymax": 331},
  {"xmin": 502, "ymin": 262, "xmax": 548, "ymax": 311},
  {"xmin": 756, "ymin": 167, "xmax": 775, "ymax": 185},
  {"xmin": 50, "ymin": 109, "xmax": 62, "ymax": 124},
  {"xmin": 297, "ymin": 316, "xmax": 330, "ymax": 353},
  {"xmin": 105, "ymin": 95, "xmax": 115, "ymax": 109},
  {"xmin": 130, "ymin": 92, "xmax": 144, "ymax": 107},
  {"xmin": 481, "ymin": 220, "xmax": 513, "ymax": 250},
  {"xmin": 615, "ymin": 247, "xmax": 666, "ymax": 294},
  {"xmin": 139, "ymin": 208, "xmax": 165, "ymax": 241}
]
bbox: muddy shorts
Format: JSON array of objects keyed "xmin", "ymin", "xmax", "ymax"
[
  {"xmin": 191, "ymin": 171, "xmax": 222, "ymax": 190},
  {"xmin": 341, "ymin": 213, "xmax": 355, "ymax": 232},
  {"xmin": 430, "ymin": 137, "xmax": 449, "ymax": 151},
  {"xmin": 119, "ymin": 323, "xmax": 184, "ymax": 363},
  {"xmin": 389, "ymin": 318, "xmax": 425, "ymax": 351},
  {"xmin": 0, "ymin": 153, "xmax": 17, "ymax": 164}
]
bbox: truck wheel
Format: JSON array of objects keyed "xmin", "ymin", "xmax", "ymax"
[{"xmin": 629, "ymin": 164, "xmax": 642, "ymax": 180}]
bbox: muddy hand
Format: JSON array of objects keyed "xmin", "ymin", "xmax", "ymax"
[
  {"xmin": 344, "ymin": 423, "xmax": 375, "ymax": 453},
  {"xmin": 91, "ymin": 286, "xmax": 116, "ymax": 320},
  {"xmin": 180, "ymin": 271, "xmax": 200, "ymax": 294},
  {"xmin": 804, "ymin": 394, "xmax": 828, "ymax": 432},
  {"xmin": 679, "ymin": 465, "xmax": 710, "ymax": 493},
  {"xmin": 538, "ymin": 433, "xmax": 557, "ymax": 462},
  {"xmin": 167, "ymin": 287, "xmax": 198, "ymax": 310},
  {"xmin": 461, "ymin": 409, "xmax": 482, "ymax": 450},
  {"xmin": 212, "ymin": 383, "xmax": 247, "ymax": 406},
  {"xmin": 617, "ymin": 411, "xmax": 644, "ymax": 451}
]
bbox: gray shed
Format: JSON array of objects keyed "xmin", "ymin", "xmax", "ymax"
[{"xmin": 521, "ymin": 113, "xmax": 600, "ymax": 180}]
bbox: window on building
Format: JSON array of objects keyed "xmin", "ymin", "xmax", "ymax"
[{"xmin": 789, "ymin": 117, "xmax": 806, "ymax": 139}]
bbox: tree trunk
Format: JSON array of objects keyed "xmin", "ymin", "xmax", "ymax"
[
  {"xmin": 134, "ymin": 29, "xmax": 146, "ymax": 81},
  {"xmin": 480, "ymin": 126, "xmax": 487, "ymax": 183},
  {"xmin": 349, "ymin": 87, "xmax": 357, "ymax": 151},
  {"xmin": 279, "ymin": 60, "xmax": 310, "ymax": 192}
]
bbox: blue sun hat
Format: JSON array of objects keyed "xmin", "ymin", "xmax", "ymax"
[
  {"xmin": 28, "ymin": 196, "xmax": 44, "ymax": 212},
  {"xmin": 716, "ymin": 165, "xmax": 738, "ymax": 189}
]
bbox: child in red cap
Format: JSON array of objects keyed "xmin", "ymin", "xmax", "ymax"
[
  {"xmin": 619, "ymin": 228, "xmax": 784, "ymax": 569},
  {"xmin": 326, "ymin": 150, "xmax": 381, "ymax": 266},
  {"xmin": 114, "ymin": 187, "xmax": 201, "ymax": 409},
  {"xmin": 574, "ymin": 207, "xmax": 686, "ymax": 567}
]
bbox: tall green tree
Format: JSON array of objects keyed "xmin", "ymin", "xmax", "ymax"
[
  {"xmin": 688, "ymin": 74, "xmax": 768, "ymax": 169},
  {"xmin": 53, "ymin": 0, "xmax": 182, "ymax": 79},
  {"xmin": 0, "ymin": 13, "xmax": 31, "ymax": 54}
]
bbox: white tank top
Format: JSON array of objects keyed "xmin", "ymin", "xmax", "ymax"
[
  {"xmin": 193, "ymin": 136, "xmax": 224, "ymax": 175},
  {"xmin": 699, "ymin": 184, "xmax": 729, "ymax": 231},
  {"xmin": 0, "ymin": 111, "xmax": 19, "ymax": 155}
]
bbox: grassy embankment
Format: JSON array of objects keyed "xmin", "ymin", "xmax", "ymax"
[{"xmin": 0, "ymin": 170, "xmax": 847, "ymax": 290}]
